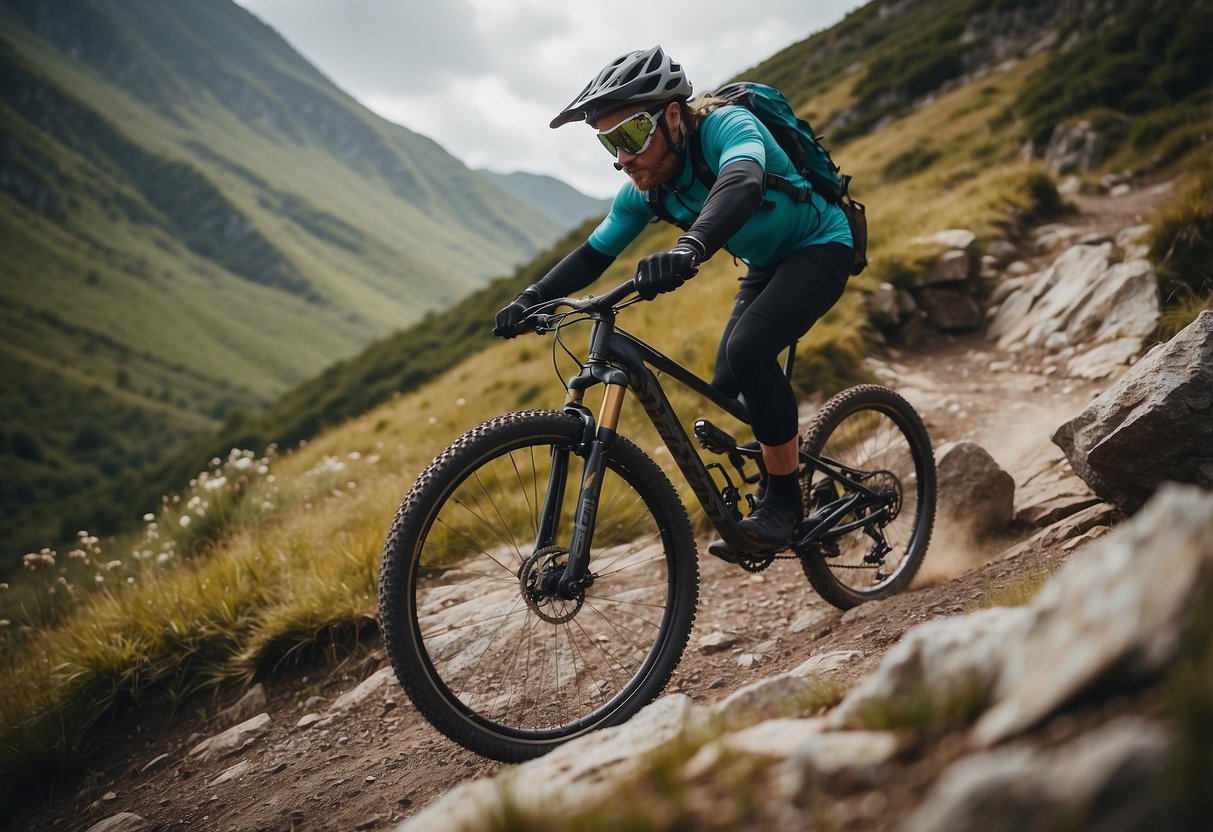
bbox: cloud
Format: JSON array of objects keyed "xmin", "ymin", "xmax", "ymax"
[{"xmin": 236, "ymin": 0, "xmax": 861, "ymax": 197}]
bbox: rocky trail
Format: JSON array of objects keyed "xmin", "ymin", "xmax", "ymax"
[{"xmin": 11, "ymin": 178, "xmax": 1206, "ymax": 832}]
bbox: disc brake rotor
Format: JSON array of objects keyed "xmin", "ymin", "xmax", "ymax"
[{"xmin": 518, "ymin": 545, "xmax": 584, "ymax": 623}]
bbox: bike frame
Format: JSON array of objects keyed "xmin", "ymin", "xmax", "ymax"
[{"xmin": 536, "ymin": 282, "xmax": 891, "ymax": 597}]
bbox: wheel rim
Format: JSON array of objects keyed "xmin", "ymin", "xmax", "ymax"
[
  {"xmin": 408, "ymin": 437, "xmax": 678, "ymax": 741},
  {"xmin": 803, "ymin": 404, "xmax": 928, "ymax": 596}
]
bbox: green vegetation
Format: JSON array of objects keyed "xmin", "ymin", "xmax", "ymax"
[
  {"xmin": 0, "ymin": 0, "xmax": 582, "ymax": 570},
  {"xmin": 3, "ymin": 0, "xmax": 1212, "ymax": 818},
  {"xmin": 1018, "ymin": 1, "xmax": 1213, "ymax": 152},
  {"xmin": 1162, "ymin": 576, "xmax": 1213, "ymax": 824}
]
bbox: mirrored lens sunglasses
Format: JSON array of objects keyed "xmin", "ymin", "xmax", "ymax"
[{"xmin": 596, "ymin": 108, "xmax": 664, "ymax": 157}]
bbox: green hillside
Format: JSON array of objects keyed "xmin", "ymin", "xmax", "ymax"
[{"xmin": 0, "ymin": 0, "xmax": 590, "ymax": 560}]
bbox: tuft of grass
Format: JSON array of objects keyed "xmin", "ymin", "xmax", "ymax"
[
  {"xmin": 1149, "ymin": 168, "xmax": 1213, "ymax": 305},
  {"xmin": 967, "ymin": 568, "xmax": 1054, "ymax": 612},
  {"xmin": 851, "ymin": 673, "xmax": 991, "ymax": 744},
  {"xmin": 1161, "ymin": 575, "xmax": 1213, "ymax": 825}
]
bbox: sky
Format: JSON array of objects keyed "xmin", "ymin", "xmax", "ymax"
[{"xmin": 233, "ymin": 0, "xmax": 861, "ymax": 199}]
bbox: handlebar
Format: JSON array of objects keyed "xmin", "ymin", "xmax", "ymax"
[{"xmin": 527, "ymin": 278, "xmax": 638, "ymax": 325}]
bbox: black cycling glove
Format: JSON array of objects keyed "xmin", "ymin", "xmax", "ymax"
[
  {"xmin": 493, "ymin": 286, "xmax": 542, "ymax": 338},
  {"xmin": 635, "ymin": 236, "xmax": 704, "ymax": 301}
]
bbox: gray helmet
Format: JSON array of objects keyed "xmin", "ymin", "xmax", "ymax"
[{"xmin": 550, "ymin": 45, "xmax": 693, "ymax": 129}]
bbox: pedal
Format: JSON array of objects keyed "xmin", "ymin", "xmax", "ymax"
[{"xmin": 694, "ymin": 419, "xmax": 738, "ymax": 454}]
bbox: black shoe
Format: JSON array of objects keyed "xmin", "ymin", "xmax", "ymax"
[
  {"xmin": 738, "ymin": 501, "xmax": 800, "ymax": 547},
  {"xmin": 707, "ymin": 539, "xmax": 740, "ymax": 564}
]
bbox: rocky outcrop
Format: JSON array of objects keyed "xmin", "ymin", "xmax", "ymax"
[
  {"xmin": 1053, "ymin": 310, "xmax": 1213, "ymax": 512},
  {"xmin": 394, "ymin": 486, "xmax": 1212, "ymax": 831},
  {"xmin": 936, "ymin": 442, "xmax": 1015, "ymax": 537}
]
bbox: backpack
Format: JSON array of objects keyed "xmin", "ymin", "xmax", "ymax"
[{"xmin": 647, "ymin": 81, "xmax": 868, "ymax": 275}]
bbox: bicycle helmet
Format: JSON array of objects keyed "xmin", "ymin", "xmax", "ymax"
[{"xmin": 550, "ymin": 45, "xmax": 693, "ymax": 128}]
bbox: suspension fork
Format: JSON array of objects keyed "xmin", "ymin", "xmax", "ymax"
[{"xmin": 553, "ymin": 381, "xmax": 627, "ymax": 598}]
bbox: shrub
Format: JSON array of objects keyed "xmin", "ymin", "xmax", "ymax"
[{"xmin": 1149, "ymin": 171, "xmax": 1213, "ymax": 301}]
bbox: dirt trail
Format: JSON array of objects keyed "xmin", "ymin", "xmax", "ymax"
[{"xmin": 7, "ymin": 184, "xmax": 1168, "ymax": 832}]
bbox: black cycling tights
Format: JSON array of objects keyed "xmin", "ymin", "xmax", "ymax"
[{"xmin": 712, "ymin": 242, "xmax": 852, "ymax": 446}]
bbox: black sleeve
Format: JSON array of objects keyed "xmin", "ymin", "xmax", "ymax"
[
  {"xmin": 530, "ymin": 241, "xmax": 616, "ymax": 300},
  {"xmin": 684, "ymin": 159, "xmax": 766, "ymax": 259}
]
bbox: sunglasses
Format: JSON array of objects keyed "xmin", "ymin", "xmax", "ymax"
[{"xmin": 596, "ymin": 107, "xmax": 666, "ymax": 157}]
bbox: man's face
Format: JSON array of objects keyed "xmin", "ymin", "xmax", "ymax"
[{"xmin": 593, "ymin": 102, "xmax": 681, "ymax": 193}]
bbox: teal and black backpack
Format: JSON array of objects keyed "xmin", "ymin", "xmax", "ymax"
[{"xmin": 647, "ymin": 81, "xmax": 868, "ymax": 274}]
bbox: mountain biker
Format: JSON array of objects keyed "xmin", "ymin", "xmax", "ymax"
[{"xmin": 493, "ymin": 45, "xmax": 853, "ymax": 554}]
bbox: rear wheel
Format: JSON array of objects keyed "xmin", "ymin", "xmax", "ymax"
[
  {"xmin": 377, "ymin": 410, "xmax": 698, "ymax": 761},
  {"xmin": 796, "ymin": 385, "xmax": 936, "ymax": 609}
]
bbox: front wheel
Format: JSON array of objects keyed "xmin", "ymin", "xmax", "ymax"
[
  {"xmin": 797, "ymin": 385, "xmax": 936, "ymax": 609},
  {"xmin": 377, "ymin": 410, "xmax": 698, "ymax": 762}
]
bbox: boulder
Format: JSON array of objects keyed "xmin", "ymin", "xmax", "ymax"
[
  {"xmin": 903, "ymin": 718, "xmax": 1174, "ymax": 832},
  {"xmin": 919, "ymin": 288, "xmax": 983, "ymax": 332},
  {"xmin": 936, "ymin": 442, "xmax": 1015, "ymax": 536},
  {"xmin": 916, "ymin": 249, "xmax": 971, "ymax": 286},
  {"xmin": 1042, "ymin": 119, "xmax": 1105, "ymax": 174},
  {"xmin": 1052, "ymin": 311, "xmax": 1213, "ymax": 512},
  {"xmin": 994, "ymin": 244, "xmax": 1113, "ymax": 350}
]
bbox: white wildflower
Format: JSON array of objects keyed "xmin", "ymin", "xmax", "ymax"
[
  {"xmin": 143, "ymin": 513, "xmax": 155, "ymax": 522},
  {"xmin": 203, "ymin": 476, "xmax": 227, "ymax": 492},
  {"xmin": 179, "ymin": 515, "xmax": 192, "ymax": 528},
  {"xmin": 233, "ymin": 457, "xmax": 253, "ymax": 472}
]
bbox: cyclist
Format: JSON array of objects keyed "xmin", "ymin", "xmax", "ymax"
[{"xmin": 494, "ymin": 45, "xmax": 853, "ymax": 554}]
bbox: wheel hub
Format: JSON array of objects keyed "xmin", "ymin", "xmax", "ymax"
[{"xmin": 518, "ymin": 545, "xmax": 584, "ymax": 623}]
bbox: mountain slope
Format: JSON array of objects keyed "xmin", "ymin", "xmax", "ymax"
[
  {"xmin": 0, "ymin": 0, "xmax": 594, "ymax": 557},
  {"xmin": 479, "ymin": 169, "xmax": 612, "ymax": 227}
]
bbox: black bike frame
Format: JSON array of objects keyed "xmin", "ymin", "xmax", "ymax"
[{"xmin": 542, "ymin": 284, "xmax": 889, "ymax": 596}]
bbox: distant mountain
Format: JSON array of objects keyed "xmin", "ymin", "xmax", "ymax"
[
  {"xmin": 0, "ymin": 0, "xmax": 579, "ymax": 557},
  {"xmin": 478, "ymin": 170, "xmax": 611, "ymax": 227}
]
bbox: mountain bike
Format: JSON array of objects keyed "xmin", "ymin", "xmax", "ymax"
[{"xmin": 377, "ymin": 276, "xmax": 935, "ymax": 762}]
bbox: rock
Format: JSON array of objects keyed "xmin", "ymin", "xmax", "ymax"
[
  {"xmin": 985, "ymin": 239, "xmax": 1018, "ymax": 264},
  {"xmin": 1001, "ymin": 501, "xmax": 1118, "ymax": 561},
  {"xmin": 919, "ymin": 288, "xmax": 983, "ymax": 331},
  {"xmin": 916, "ymin": 250, "xmax": 971, "ymax": 286},
  {"xmin": 1115, "ymin": 223, "xmax": 1152, "ymax": 260},
  {"xmin": 208, "ymin": 759, "xmax": 251, "ymax": 786},
  {"xmin": 1053, "ymin": 311, "xmax": 1213, "ymax": 511},
  {"xmin": 780, "ymin": 730, "xmax": 901, "ymax": 788},
  {"xmin": 866, "ymin": 282, "xmax": 903, "ymax": 327},
  {"xmin": 903, "ymin": 718, "xmax": 1174, "ymax": 832},
  {"xmin": 912, "ymin": 229, "xmax": 977, "ymax": 251},
  {"xmin": 1064, "ymin": 337, "xmax": 1144, "ymax": 379},
  {"xmin": 791, "ymin": 650, "xmax": 863, "ymax": 679},
  {"xmin": 936, "ymin": 442, "xmax": 1015, "ymax": 536},
  {"xmin": 827, "ymin": 607, "xmax": 1024, "ymax": 730},
  {"xmin": 975, "ymin": 485, "xmax": 1213, "ymax": 746},
  {"xmin": 215, "ymin": 683, "xmax": 267, "ymax": 729},
  {"xmin": 84, "ymin": 814, "xmax": 148, "ymax": 832},
  {"xmin": 1042, "ymin": 119, "xmax": 1105, "ymax": 174},
  {"xmin": 296, "ymin": 713, "xmax": 322, "ymax": 729},
  {"xmin": 714, "ymin": 674, "xmax": 814, "ymax": 729},
  {"xmin": 685, "ymin": 718, "xmax": 826, "ymax": 778},
  {"xmin": 140, "ymin": 753, "xmax": 171, "ymax": 774},
  {"xmin": 188, "ymin": 713, "xmax": 271, "ymax": 763},
  {"xmin": 697, "ymin": 630, "xmax": 739, "ymax": 654},
  {"xmin": 327, "ymin": 666, "xmax": 397, "ymax": 716},
  {"xmin": 1013, "ymin": 474, "xmax": 1101, "ymax": 528},
  {"xmin": 1061, "ymin": 259, "xmax": 1159, "ymax": 345},
  {"xmin": 1033, "ymin": 223, "xmax": 1082, "ymax": 253},
  {"xmin": 397, "ymin": 695, "xmax": 706, "ymax": 831},
  {"xmin": 995, "ymin": 244, "xmax": 1113, "ymax": 350}
]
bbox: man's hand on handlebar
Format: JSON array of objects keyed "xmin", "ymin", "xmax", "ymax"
[
  {"xmin": 493, "ymin": 287, "xmax": 543, "ymax": 338},
  {"xmin": 634, "ymin": 235, "xmax": 704, "ymax": 301}
]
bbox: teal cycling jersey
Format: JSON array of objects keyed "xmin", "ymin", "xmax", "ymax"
[{"xmin": 588, "ymin": 106, "xmax": 853, "ymax": 267}]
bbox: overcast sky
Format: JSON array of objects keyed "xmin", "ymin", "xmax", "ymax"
[{"xmin": 233, "ymin": 1, "xmax": 861, "ymax": 199}]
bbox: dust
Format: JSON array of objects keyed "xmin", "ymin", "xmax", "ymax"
[{"xmin": 913, "ymin": 513, "xmax": 1000, "ymax": 587}]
